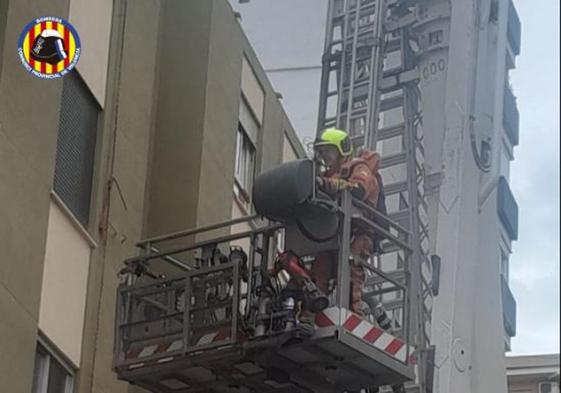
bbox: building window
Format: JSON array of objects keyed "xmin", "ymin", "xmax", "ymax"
[
  {"xmin": 53, "ymin": 72, "xmax": 99, "ymax": 227},
  {"xmin": 497, "ymin": 176, "xmax": 519, "ymax": 241},
  {"xmin": 489, "ymin": 0, "xmax": 499, "ymax": 22},
  {"xmin": 507, "ymin": 0, "xmax": 521, "ymax": 56},
  {"xmin": 234, "ymin": 123, "xmax": 255, "ymax": 206},
  {"xmin": 503, "ymin": 84, "xmax": 520, "ymax": 147},
  {"xmin": 499, "ymin": 148, "xmax": 510, "ymax": 181},
  {"xmin": 32, "ymin": 342, "xmax": 75, "ymax": 393},
  {"xmin": 500, "ymin": 249, "xmax": 509, "ymax": 283}
]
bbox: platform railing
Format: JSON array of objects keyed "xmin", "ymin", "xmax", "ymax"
[{"xmin": 115, "ymin": 189, "xmax": 416, "ymax": 371}]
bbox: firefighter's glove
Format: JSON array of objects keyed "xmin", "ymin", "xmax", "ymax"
[{"xmin": 317, "ymin": 176, "xmax": 358, "ymax": 194}]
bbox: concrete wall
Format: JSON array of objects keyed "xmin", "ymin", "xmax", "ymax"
[
  {"xmin": 78, "ymin": 1, "xmax": 161, "ymax": 393},
  {"xmin": 39, "ymin": 200, "xmax": 92, "ymax": 367},
  {"xmin": 146, "ymin": 0, "xmax": 211, "ymax": 239},
  {"xmin": 68, "ymin": 0, "xmax": 112, "ymax": 106},
  {"xmin": 197, "ymin": 0, "xmax": 243, "ymax": 228},
  {"xmin": 0, "ymin": 0, "xmax": 68, "ymax": 391},
  {"xmin": 147, "ymin": 0, "xmax": 302, "ymax": 237},
  {"xmin": 241, "ymin": 56, "xmax": 265, "ymax": 125}
]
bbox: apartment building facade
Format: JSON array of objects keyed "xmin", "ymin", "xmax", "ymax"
[
  {"xmin": 0, "ymin": 1, "xmax": 303, "ymax": 392},
  {"xmin": 507, "ymin": 355, "xmax": 560, "ymax": 393}
]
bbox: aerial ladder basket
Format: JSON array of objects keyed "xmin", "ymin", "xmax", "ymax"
[{"xmin": 114, "ymin": 159, "xmax": 419, "ymax": 393}]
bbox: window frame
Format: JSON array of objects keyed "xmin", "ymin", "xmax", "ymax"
[
  {"xmin": 32, "ymin": 338, "xmax": 75, "ymax": 393},
  {"xmin": 234, "ymin": 122, "xmax": 256, "ymax": 206}
]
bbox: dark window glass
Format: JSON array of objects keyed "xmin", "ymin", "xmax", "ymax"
[
  {"xmin": 53, "ymin": 71, "xmax": 99, "ymax": 226},
  {"xmin": 47, "ymin": 358, "xmax": 68, "ymax": 393},
  {"xmin": 32, "ymin": 343, "xmax": 74, "ymax": 393},
  {"xmin": 31, "ymin": 347, "xmax": 47, "ymax": 393}
]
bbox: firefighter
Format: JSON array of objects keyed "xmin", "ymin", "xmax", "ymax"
[
  {"xmin": 314, "ymin": 128, "xmax": 406, "ymax": 393},
  {"xmin": 312, "ymin": 128, "xmax": 380, "ymax": 315}
]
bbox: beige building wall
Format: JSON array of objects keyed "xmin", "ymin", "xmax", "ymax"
[
  {"xmin": 283, "ymin": 133, "xmax": 299, "ymax": 162},
  {"xmin": 0, "ymin": 0, "xmax": 68, "ymax": 391},
  {"xmin": 39, "ymin": 200, "xmax": 92, "ymax": 366},
  {"xmin": 68, "ymin": 0, "xmax": 113, "ymax": 105},
  {"xmin": 507, "ymin": 354, "xmax": 560, "ymax": 393},
  {"xmin": 230, "ymin": 201, "xmax": 252, "ymax": 250},
  {"xmin": 241, "ymin": 55, "xmax": 265, "ymax": 125}
]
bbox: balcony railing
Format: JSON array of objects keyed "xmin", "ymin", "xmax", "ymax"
[
  {"xmin": 501, "ymin": 275, "xmax": 517, "ymax": 337},
  {"xmin": 507, "ymin": 0, "xmax": 521, "ymax": 56},
  {"xmin": 497, "ymin": 176, "xmax": 519, "ymax": 241},
  {"xmin": 503, "ymin": 85, "xmax": 520, "ymax": 146}
]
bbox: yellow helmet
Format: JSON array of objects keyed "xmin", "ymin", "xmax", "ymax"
[{"xmin": 314, "ymin": 128, "xmax": 353, "ymax": 157}]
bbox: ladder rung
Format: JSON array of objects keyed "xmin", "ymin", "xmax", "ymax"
[
  {"xmin": 402, "ymin": 383, "xmax": 421, "ymax": 393},
  {"xmin": 328, "ymin": 64, "xmax": 340, "ymax": 72},
  {"xmin": 399, "ymin": 67, "xmax": 420, "ymax": 84},
  {"xmin": 350, "ymin": 134, "xmax": 365, "ymax": 145},
  {"xmin": 383, "ymin": 66, "xmax": 404, "ymax": 79},
  {"xmin": 345, "ymin": 28, "xmax": 376, "ymax": 43},
  {"xmin": 377, "ymin": 123, "xmax": 405, "ymax": 140},
  {"xmin": 379, "ymin": 68, "xmax": 420, "ymax": 93},
  {"xmin": 379, "ymin": 298, "xmax": 405, "ymax": 311},
  {"xmin": 384, "ymin": 181, "xmax": 408, "ymax": 195},
  {"xmin": 331, "ymin": 14, "xmax": 345, "ymax": 22},
  {"xmin": 385, "ymin": 37, "xmax": 401, "ymax": 52},
  {"xmin": 380, "ymin": 241, "xmax": 403, "ymax": 254},
  {"xmin": 364, "ymin": 269, "xmax": 406, "ymax": 286},
  {"xmin": 379, "ymin": 93, "xmax": 404, "ymax": 111},
  {"xmin": 380, "ymin": 152, "xmax": 406, "ymax": 168},
  {"xmin": 342, "ymin": 79, "xmax": 370, "ymax": 93},
  {"xmin": 342, "ymin": 106, "xmax": 368, "ymax": 118},
  {"xmin": 384, "ymin": 12, "xmax": 418, "ymax": 32},
  {"xmin": 389, "ymin": 209, "xmax": 409, "ymax": 227},
  {"xmin": 379, "ymin": 76, "xmax": 399, "ymax": 92}
]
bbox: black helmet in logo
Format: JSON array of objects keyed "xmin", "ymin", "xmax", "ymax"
[{"xmin": 30, "ymin": 29, "xmax": 68, "ymax": 65}]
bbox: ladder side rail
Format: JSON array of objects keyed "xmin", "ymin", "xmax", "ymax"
[
  {"xmin": 336, "ymin": 0, "xmax": 352, "ymax": 128},
  {"xmin": 365, "ymin": 0, "xmax": 387, "ymax": 150},
  {"xmin": 336, "ymin": 190, "xmax": 353, "ymax": 313},
  {"xmin": 317, "ymin": 0, "xmax": 338, "ymax": 134},
  {"xmin": 398, "ymin": 7, "xmax": 431, "ymax": 390},
  {"xmin": 344, "ymin": 0, "xmax": 365, "ymax": 132}
]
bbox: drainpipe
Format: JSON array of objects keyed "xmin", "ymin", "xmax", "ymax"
[{"xmin": 87, "ymin": 0, "xmax": 128, "ymax": 392}]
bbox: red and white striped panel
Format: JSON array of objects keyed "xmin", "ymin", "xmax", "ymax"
[
  {"xmin": 314, "ymin": 307, "xmax": 415, "ymax": 364},
  {"xmin": 125, "ymin": 328, "xmax": 232, "ymax": 368},
  {"xmin": 125, "ymin": 339, "xmax": 184, "ymax": 368},
  {"xmin": 193, "ymin": 328, "xmax": 231, "ymax": 346}
]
